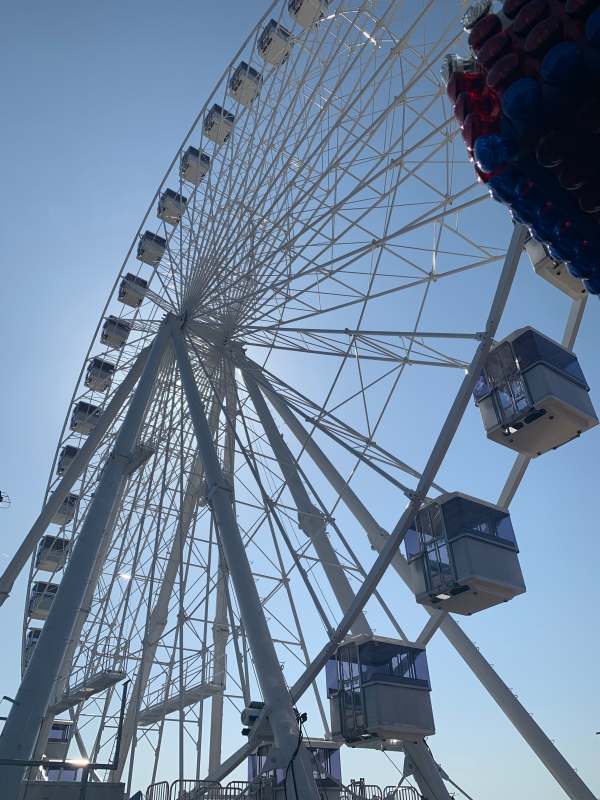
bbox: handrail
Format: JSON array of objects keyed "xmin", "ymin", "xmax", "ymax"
[{"xmin": 144, "ymin": 777, "xmax": 423, "ymax": 800}]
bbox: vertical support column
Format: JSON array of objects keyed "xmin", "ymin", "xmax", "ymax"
[
  {"xmin": 171, "ymin": 325, "xmax": 320, "ymax": 800},
  {"xmin": 116, "ymin": 401, "xmax": 222, "ymax": 781},
  {"xmin": 0, "ymin": 325, "xmax": 170, "ymax": 798},
  {"xmin": 403, "ymin": 741, "xmax": 453, "ymax": 800},
  {"xmin": 242, "ymin": 366, "xmax": 371, "ymax": 636},
  {"xmin": 209, "ymin": 364, "xmax": 235, "ymax": 772},
  {"xmin": 32, "ymin": 498, "xmax": 124, "ymax": 766}
]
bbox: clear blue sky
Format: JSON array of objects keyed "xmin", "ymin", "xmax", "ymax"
[{"xmin": 0, "ymin": 2, "xmax": 599, "ymax": 799}]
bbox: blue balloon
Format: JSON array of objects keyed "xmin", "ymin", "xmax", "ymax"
[
  {"xmin": 585, "ymin": 8, "xmax": 600, "ymax": 49},
  {"xmin": 510, "ymin": 208, "xmax": 528, "ymax": 224},
  {"xmin": 474, "ymin": 134, "xmax": 518, "ymax": 173},
  {"xmin": 583, "ymin": 43, "xmax": 600, "ymax": 77},
  {"xmin": 511, "ymin": 175, "xmax": 544, "ymax": 220},
  {"xmin": 583, "ymin": 275, "xmax": 600, "ymax": 294},
  {"xmin": 541, "ymin": 43, "xmax": 584, "ymax": 87},
  {"xmin": 533, "ymin": 213, "xmax": 558, "ymax": 241},
  {"xmin": 553, "ymin": 219, "xmax": 582, "ymax": 248},
  {"xmin": 488, "ymin": 169, "xmax": 520, "ymax": 204},
  {"xmin": 501, "ymin": 78, "xmax": 543, "ymax": 128},
  {"xmin": 566, "ymin": 260, "xmax": 593, "ymax": 280},
  {"xmin": 548, "ymin": 242, "xmax": 576, "ymax": 263}
]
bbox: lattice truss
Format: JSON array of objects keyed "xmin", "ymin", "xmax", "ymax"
[{"xmin": 16, "ymin": 0, "xmax": 529, "ymax": 792}]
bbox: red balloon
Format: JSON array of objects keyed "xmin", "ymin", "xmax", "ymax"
[
  {"xmin": 469, "ymin": 14, "xmax": 503, "ymax": 51},
  {"xmin": 525, "ymin": 17, "xmax": 563, "ymax": 56},
  {"xmin": 511, "ymin": 0, "xmax": 549, "ymax": 38},
  {"xmin": 446, "ymin": 70, "xmax": 485, "ymax": 103},
  {"xmin": 478, "ymin": 32, "xmax": 513, "ymax": 67},
  {"xmin": 487, "ymin": 53, "xmax": 521, "ymax": 91},
  {"xmin": 503, "ymin": 0, "xmax": 531, "ymax": 18}
]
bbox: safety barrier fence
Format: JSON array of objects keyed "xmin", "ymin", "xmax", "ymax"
[{"xmin": 146, "ymin": 778, "xmax": 421, "ymax": 800}]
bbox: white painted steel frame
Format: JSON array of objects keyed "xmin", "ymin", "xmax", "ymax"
[
  {"xmin": 0, "ymin": 322, "xmax": 171, "ymax": 797},
  {"xmin": 239, "ymin": 233, "xmax": 596, "ymax": 800},
  {"xmin": 0, "ymin": 344, "xmax": 152, "ymax": 605},
  {"xmin": 171, "ymin": 322, "xmax": 320, "ymax": 800},
  {"xmin": 3, "ymin": 2, "xmax": 597, "ymax": 798},
  {"xmin": 243, "ymin": 364, "xmax": 452, "ymax": 800}
]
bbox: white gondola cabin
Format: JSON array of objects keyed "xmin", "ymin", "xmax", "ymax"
[
  {"xmin": 70, "ymin": 400, "xmax": 101, "ymax": 435},
  {"xmin": 157, "ymin": 188, "xmax": 188, "ymax": 225},
  {"xmin": 405, "ymin": 493, "xmax": 526, "ymax": 615},
  {"xmin": 137, "ymin": 231, "xmax": 167, "ymax": 265},
  {"xmin": 180, "ymin": 146, "xmax": 211, "ymax": 185},
  {"xmin": 204, "ymin": 104, "xmax": 235, "ymax": 145},
  {"xmin": 57, "ymin": 445, "xmax": 79, "ymax": 476},
  {"xmin": 249, "ymin": 739, "xmax": 342, "ymax": 798},
  {"xmin": 101, "ymin": 316, "xmax": 131, "ymax": 349},
  {"xmin": 258, "ymin": 19, "xmax": 293, "ymax": 65},
  {"xmin": 51, "ymin": 493, "xmax": 79, "ymax": 526},
  {"xmin": 118, "ymin": 272, "xmax": 148, "ymax": 307},
  {"xmin": 327, "ymin": 635, "xmax": 435, "ymax": 747},
  {"xmin": 288, "ymin": 0, "xmax": 329, "ymax": 29},
  {"xmin": 474, "ymin": 327, "xmax": 598, "ymax": 457},
  {"xmin": 46, "ymin": 720, "xmax": 72, "ymax": 760},
  {"xmin": 525, "ymin": 237, "xmax": 587, "ymax": 301},
  {"xmin": 35, "ymin": 534, "xmax": 70, "ymax": 572},
  {"xmin": 85, "ymin": 357, "xmax": 115, "ymax": 393},
  {"xmin": 29, "ymin": 582, "xmax": 59, "ymax": 620},
  {"xmin": 229, "ymin": 61, "xmax": 263, "ymax": 106},
  {"xmin": 24, "ymin": 628, "xmax": 42, "ymax": 668}
]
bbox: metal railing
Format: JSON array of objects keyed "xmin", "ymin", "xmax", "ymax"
[
  {"xmin": 146, "ymin": 782, "xmax": 170, "ymax": 800},
  {"xmin": 146, "ymin": 778, "xmax": 422, "ymax": 800},
  {"xmin": 382, "ymin": 787, "xmax": 421, "ymax": 800},
  {"xmin": 171, "ymin": 779, "xmax": 224, "ymax": 799},
  {"xmin": 142, "ymin": 649, "xmax": 225, "ymax": 712},
  {"xmin": 343, "ymin": 782, "xmax": 385, "ymax": 799}
]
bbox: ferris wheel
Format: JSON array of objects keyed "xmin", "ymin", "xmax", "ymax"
[{"xmin": 0, "ymin": 2, "xmax": 598, "ymax": 800}]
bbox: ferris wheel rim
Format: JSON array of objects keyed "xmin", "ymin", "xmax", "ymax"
[
  {"xmin": 12, "ymin": 2, "xmax": 592, "ymax": 796},
  {"xmin": 30, "ymin": 0, "xmax": 498, "ymax": 568},
  {"xmin": 22, "ymin": 0, "xmax": 503, "ymax": 709}
]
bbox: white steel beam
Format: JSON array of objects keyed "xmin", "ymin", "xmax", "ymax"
[
  {"xmin": 115, "ymin": 397, "xmax": 222, "ymax": 780},
  {"xmin": 243, "ymin": 364, "xmax": 451, "ymax": 799},
  {"xmin": 209, "ymin": 365, "xmax": 235, "ymax": 772},
  {"xmin": 416, "ymin": 610, "xmax": 447, "ymax": 647},
  {"xmin": 214, "ymin": 225, "xmax": 525, "ymax": 800},
  {"xmin": 0, "ymin": 344, "xmax": 152, "ymax": 605},
  {"xmin": 286, "ymin": 211, "xmax": 519, "ymax": 697},
  {"xmin": 403, "ymin": 740, "xmax": 453, "ymax": 800},
  {"xmin": 0, "ymin": 325, "xmax": 170, "ymax": 797},
  {"xmin": 239, "ymin": 229, "xmax": 599, "ymax": 800},
  {"xmin": 242, "ymin": 365, "xmax": 371, "ymax": 636},
  {"xmin": 241, "ymin": 326, "xmax": 483, "ymax": 340},
  {"xmin": 33, "ymin": 498, "xmax": 124, "ymax": 765},
  {"xmin": 257, "ymin": 371, "xmax": 597, "ymax": 800},
  {"xmin": 171, "ymin": 323, "xmax": 320, "ymax": 800}
]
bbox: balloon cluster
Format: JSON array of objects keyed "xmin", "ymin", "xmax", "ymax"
[{"xmin": 445, "ymin": 0, "xmax": 600, "ymax": 294}]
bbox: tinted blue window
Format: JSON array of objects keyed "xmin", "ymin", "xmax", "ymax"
[
  {"xmin": 473, "ymin": 371, "xmax": 491, "ymax": 401},
  {"xmin": 358, "ymin": 641, "xmax": 430, "ymax": 689},
  {"xmin": 326, "ymin": 658, "xmax": 339, "ymax": 696},
  {"xmin": 404, "ymin": 526, "xmax": 421, "ymax": 560},
  {"xmin": 443, "ymin": 496, "xmax": 516, "ymax": 546},
  {"xmin": 513, "ymin": 329, "xmax": 587, "ymax": 385}
]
